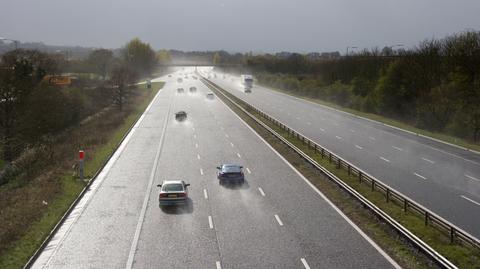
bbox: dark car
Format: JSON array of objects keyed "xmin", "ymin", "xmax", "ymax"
[
  {"xmin": 244, "ymin": 88, "xmax": 252, "ymax": 93},
  {"xmin": 175, "ymin": 111, "xmax": 187, "ymax": 121},
  {"xmin": 189, "ymin": 86, "xmax": 197, "ymax": 93},
  {"xmin": 216, "ymin": 164, "xmax": 244, "ymax": 185},
  {"xmin": 177, "ymin": 87, "xmax": 184, "ymax": 93},
  {"xmin": 157, "ymin": 180, "xmax": 190, "ymax": 206},
  {"xmin": 206, "ymin": 93, "xmax": 215, "ymax": 99}
]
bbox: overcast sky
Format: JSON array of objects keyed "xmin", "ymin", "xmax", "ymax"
[{"xmin": 1, "ymin": 0, "xmax": 479, "ymax": 53}]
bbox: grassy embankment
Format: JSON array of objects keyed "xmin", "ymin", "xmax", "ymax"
[{"xmin": 0, "ymin": 82, "xmax": 164, "ymax": 269}]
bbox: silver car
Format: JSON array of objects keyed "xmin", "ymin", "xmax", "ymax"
[{"xmin": 157, "ymin": 180, "xmax": 190, "ymax": 206}]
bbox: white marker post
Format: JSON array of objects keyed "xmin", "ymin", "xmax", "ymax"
[{"xmin": 79, "ymin": 150, "xmax": 85, "ymax": 181}]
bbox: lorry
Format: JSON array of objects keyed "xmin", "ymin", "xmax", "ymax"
[{"xmin": 240, "ymin": 74, "xmax": 253, "ymax": 93}]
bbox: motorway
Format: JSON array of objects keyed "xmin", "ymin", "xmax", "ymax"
[
  {"xmin": 31, "ymin": 68, "xmax": 398, "ymax": 269},
  {"xmin": 204, "ymin": 67, "xmax": 480, "ymax": 239}
]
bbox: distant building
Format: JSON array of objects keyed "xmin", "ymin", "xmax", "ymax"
[
  {"xmin": 306, "ymin": 51, "xmax": 341, "ymax": 60},
  {"xmin": 275, "ymin": 51, "xmax": 293, "ymax": 59}
]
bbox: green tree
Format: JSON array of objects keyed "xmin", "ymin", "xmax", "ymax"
[
  {"xmin": 123, "ymin": 38, "xmax": 156, "ymax": 77},
  {"xmin": 0, "ymin": 50, "xmax": 56, "ymax": 161},
  {"xmin": 156, "ymin": 49, "xmax": 171, "ymax": 64},
  {"xmin": 110, "ymin": 63, "xmax": 136, "ymax": 111},
  {"xmin": 213, "ymin": 52, "xmax": 221, "ymax": 65},
  {"xmin": 88, "ymin": 49, "xmax": 114, "ymax": 80}
]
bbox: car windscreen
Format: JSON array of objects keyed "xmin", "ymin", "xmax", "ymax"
[
  {"xmin": 222, "ymin": 166, "xmax": 241, "ymax": 173},
  {"xmin": 163, "ymin": 184, "xmax": 184, "ymax": 192}
]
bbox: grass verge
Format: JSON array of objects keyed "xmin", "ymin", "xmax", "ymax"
[
  {"xmin": 0, "ymin": 81, "xmax": 164, "ymax": 269},
  {"xmin": 208, "ymin": 80, "xmax": 480, "ymax": 269},
  {"xmin": 261, "ymin": 84, "xmax": 480, "ymax": 153}
]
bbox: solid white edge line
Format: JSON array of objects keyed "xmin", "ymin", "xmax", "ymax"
[
  {"xmin": 414, "ymin": 173, "xmax": 427, "ymax": 180},
  {"xmin": 461, "ymin": 195, "xmax": 480, "ymax": 206},
  {"xmin": 216, "ymin": 261, "xmax": 222, "ymax": 269},
  {"xmin": 126, "ymin": 89, "xmax": 173, "ymax": 269},
  {"xmin": 258, "ymin": 187, "xmax": 266, "ymax": 196},
  {"xmin": 274, "ymin": 214, "xmax": 284, "ymax": 226},
  {"xmin": 300, "ymin": 258, "xmax": 311, "ymax": 269},
  {"xmin": 214, "ymin": 91, "xmax": 401, "ymax": 268},
  {"xmin": 208, "ymin": 216, "xmax": 214, "ymax": 229},
  {"xmin": 204, "ymin": 189, "xmax": 208, "ymax": 199}
]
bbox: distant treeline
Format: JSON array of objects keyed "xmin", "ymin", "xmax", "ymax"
[{"xmin": 243, "ymin": 31, "xmax": 480, "ymax": 142}]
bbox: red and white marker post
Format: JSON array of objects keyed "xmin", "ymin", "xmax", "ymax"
[{"xmin": 79, "ymin": 150, "xmax": 85, "ymax": 181}]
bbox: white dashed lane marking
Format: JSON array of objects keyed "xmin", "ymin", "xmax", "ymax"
[
  {"xmin": 274, "ymin": 214, "xmax": 284, "ymax": 226},
  {"xmin": 335, "ymin": 136, "xmax": 342, "ymax": 140},
  {"xmin": 422, "ymin": 157, "xmax": 435, "ymax": 164},
  {"xmin": 465, "ymin": 174, "xmax": 480, "ymax": 182},
  {"xmin": 392, "ymin": 146, "xmax": 403, "ymax": 151},
  {"xmin": 301, "ymin": 258, "xmax": 311, "ymax": 269},
  {"xmin": 200, "ymin": 168, "xmax": 204, "ymax": 175},
  {"xmin": 237, "ymin": 153, "xmax": 242, "ymax": 158},
  {"xmin": 369, "ymin": 136, "xmax": 376, "ymax": 141},
  {"xmin": 208, "ymin": 216, "xmax": 214, "ymax": 229},
  {"xmin": 230, "ymin": 142, "xmax": 234, "ymax": 147},
  {"xmin": 414, "ymin": 173, "xmax": 427, "ymax": 180},
  {"xmin": 258, "ymin": 187, "xmax": 266, "ymax": 196},
  {"xmin": 203, "ymin": 189, "xmax": 208, "ymax": 199},
  {"xmin": 461, "ymin": 195, "xmax": 480, "ymax": 206},
  {"xmin": 246, "ymin": 167, "xmax": 251, "ymax": 174},
  {"xmin": 380, "ymin": 156, "xmax": 390, "ymax": 163},
  {"xmin": 355, "ymin": 145, "xmax": 363, "ymax": 150}
]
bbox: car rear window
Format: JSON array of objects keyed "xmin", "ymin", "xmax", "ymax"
[
  {"xmin": 223, "ymin": 165, "xmax": 241, "ymax": 173},
  {"xmin": 163, "ymin": 183, "xmax": 184, "ymax": 192}
]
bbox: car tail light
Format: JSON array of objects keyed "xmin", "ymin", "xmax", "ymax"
[
  {"xmin": 159, "ymin": 193, "xmax": 168, "ymax": 198},
  {"xmin": 178, "ymin": 193, "xmax": 186, "ymax": 197}
]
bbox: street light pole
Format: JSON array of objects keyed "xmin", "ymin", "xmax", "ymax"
[
  {"xmin": 0, "ymin": 37, "xmax": 19, "ymax": 50},
  {"xmin": 346, "ymin": 46, "xmax": 358, "ymax": 56}
]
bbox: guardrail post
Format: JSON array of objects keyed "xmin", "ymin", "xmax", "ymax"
[
  {"xmin": 321, "ymin": 148, "xmax": 324, "ymax": 158},
  {"xmin": 314, "ymin": 144, "xmax": 317, "ymax": 153},
  {"xmin": 371, "ymin": 180, "xmax": 375, "ymax": 191},
  {"xmin": 348, "ymin": 165, "xmax": 351, "ymax": 175},
  {"xmin": 425, "ymin": 212, "xmax": 429, "ymax": 226},
  {"xmin": 450, "ymin": 227, "xmax": 455, "ymax": 243},
  {"xmin": 404, "ymin": 199, "xmax": 408, "ymax": 212},
  {"xmin": 329, "ymin": 152, "xmax": 332, "ymax": 163},
  {"xmin": 359, "ymin": 171, "xmax": 362, "ymax": 183},
  {"xmin": 337, "ymin": 159, "xmax": 341, "ymax": 169},
  {"xmin": 386, "ymin": 189, "xmax": 390, "ymax": 203}
]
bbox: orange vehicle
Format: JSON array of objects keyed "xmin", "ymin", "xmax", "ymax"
[{"xmin": 42, "ymin": 75, "xmax": 73, "ymax": 86}]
